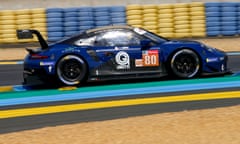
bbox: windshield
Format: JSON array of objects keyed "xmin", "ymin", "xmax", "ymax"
[
  {"xmin": 143, "ymin": 30, "xmax": 169, "ymax": 43},
  {"xmin": 133, "ymin": 27, "xmax": 169, "ymax": 43}
]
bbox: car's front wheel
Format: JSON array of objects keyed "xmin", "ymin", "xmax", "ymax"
[
  {"xmin": 56, "ymin": 55, "xmax": 87, "ymax": 86},
  {"xmin": 170, "ymin": 49, "xmax": 201, "ymax": 78}
]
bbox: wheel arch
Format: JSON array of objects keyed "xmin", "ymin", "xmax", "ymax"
[
  {"xmin": 55, "ymin": 53, "xmax": 90, "ymax": 75},
  {"xmin": 55, "ymin": 53, "xmax": 90, "ymax": 85},
  {"xmin": 166, "ymin": 47, "xmax": 203, "ymax": 77}
]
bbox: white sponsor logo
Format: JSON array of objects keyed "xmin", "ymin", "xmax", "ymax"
[{"xmin": 115, "ymin": 51, "xmax": 130, "ymax": 69}]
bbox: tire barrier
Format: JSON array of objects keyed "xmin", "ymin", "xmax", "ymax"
[
  {"xmin": 78, "ymin": 7, "xmax": 94, "ymax": 32},
  {"xmin": 47, "ymin": 8, "xmax": 64, "ymax": 42},
  {"xmin": 63, "ymin": 8, "xmax": 79, "ymax": 37},
  {"xmin": 110, "ymin": 6, "xmax": 126, "ymax": 26},
  {"xmin": 205, "ymin": 2, "xmax": 240, "ymax": 36},
  {"xmin": 2, "ymin": 2, "xmax": 240, "ymax": 44}
]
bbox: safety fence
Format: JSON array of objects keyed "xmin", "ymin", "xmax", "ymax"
[{"xmin": 0, "ymin": 2, "xmax": 239, "ymax": 43}]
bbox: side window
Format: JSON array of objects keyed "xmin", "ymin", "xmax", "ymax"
[
  {"xmin": 95, "ymin": 30, "xmax": 142, "ymax": 47},
  {"xmin": 75, "ymin": 36, "xmax": 96, "ymax": 46}
]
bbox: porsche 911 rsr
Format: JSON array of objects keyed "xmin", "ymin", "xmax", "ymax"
[{"xmin": 17, "ymin": 25, "xmax": 228, "ymax": 86}]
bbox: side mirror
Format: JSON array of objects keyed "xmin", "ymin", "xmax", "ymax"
[
  {"xmin": 16, "ymin": 30, "xmax": 34, "ymax": 39},
  {"xmin": 140, "ymin": 39, "xmax": 151, "ymax": 49}
]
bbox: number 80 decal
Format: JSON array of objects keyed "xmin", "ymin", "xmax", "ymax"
[{"xmin": 142, "ymin": 50, "xmax": 159, "ymax": 67}]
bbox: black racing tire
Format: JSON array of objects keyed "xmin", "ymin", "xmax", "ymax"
[
  {"xmin": 169, "ymin": 49, "xmax": 201, "ymax": 78},
  {"xmin": 56, "ymin": 55, "xmax": 87, "ymax": 86}
]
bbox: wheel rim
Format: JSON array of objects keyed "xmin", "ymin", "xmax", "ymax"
[
  {"xmin": 57, "ymin": 55, "xmax": 86, "ymax": 85},
  {"xmin": 171, "ymin": 49, "xmax": 200, "ymax": 78}
]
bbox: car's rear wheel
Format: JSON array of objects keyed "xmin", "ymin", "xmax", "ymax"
[
  {"xmin": 56, "ymin": 55, "xmax": 87, "ymax": 86},
  {"xmin": 170, "ymin": 49, "xmax": 200, "ymax": 78}
]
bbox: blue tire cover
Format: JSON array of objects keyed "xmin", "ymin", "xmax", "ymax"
[
  {"xmin": 221, "ymin": 16, "xmax": 237, "ymax": 21},
  {"xmin": 47, "ymin": 8, "xmax": 63, "ymax": 13},
  {"xmin": 78, "ymin": 21, "xmax": 94, "ymax": 26},
  {"xmin": 64, "ymin": 31, "xmax": 78, "ymax": 36},
  {"xmin": 221, "ymin": 12, "xmax": 237, "ymax": 17},
  {"xmin": 78, "ymin": 11, "xmax": 94, "ymax": 17},
  {"xmin": 47, "ymin": 17, "xmax": 63, "ymax": 23},
  {"xmin": 94, "ymin": 16, "xmax": 110, "ymax": 21},
  {"xmin": 64, "ymin": 26, "xmax": 79, "ymax": 31},
  {"xmin": 206, "ymin": 17, "xmax": 220, "ymax": 22},
  {"xmin": 221, "ymin": 21, "xmax": 237, "ymax": 26},
  {"xmin": 78, "ymin": 16, "xmax": 94, "ymax": 21},
  {"xmin": 221, "ymin": 30, "xmax": 237, "ymax": 36},
  {"xmin": 64, "ymin": 12, "xmax": 79, "ymax": 17},
  {"xmin": 221, "ymin": 2, "xmax": 238, "ymax": 7},
  {"xmin": 221, "ymin": 26, "xmax": 237, "ymax": 31},
  {"xmin": 111, "ymin": 17, "xmax": 126, "ymax": 23},
  {"xmin": 64, "ymin": 21, "xmax": 79, "ymax": 27},
  {"xmin": 93, "ymin": 7, "xmax": 109, "ymax": 12},
  {"xmin": 110, "ymin": 12, "xmax": 126, "ymax": 17},
  {"xmin": 207, "ymin": 31, "xmax": 221, "ymax": 36},
  {"xmin": 79, "ymin": 25, "xmax": 94, "ymax": 30},
  {"xmin": 112, "ymin": 23, "xmax": 126, "ymax": 26},
  {"xmin": 48, "ymin": 32, "xmax": 64, "ymax": 37},
  {"xmin": 94, "ymin": 12, "xmax": 109, "ymax": 17},
  {"xmin": 205, "ymin": 12, "xmax": 220, "ymax": 17},
  {"xmin": 64, "ymin": 17, "xmax": 78, "ymax": 22},
  {"xmin": 205, "ymin": 2, "xmax": 220, "ymax": 7},
  {"xmin": 206, "ymin": 22, "xmax": 221, "ymax": 27},
  {"xmin": 95, "ymin": 21, "xmax": 111, "ymax": 26},
  {"xmin": 47, "ymin": 27, "xmax": 63, "ymax": 32},
  {"xmin": 110, "ymin": 6, "xmax": 125, "ymax": 12},
  {"xmin": 221, "ymin": 6, "xmax": 237, "ymax": 12},
  {"xmin": 63, "ymin": 7, "xmax": 79, "ymax": 12},
  {"xmin": 206, "ymin": 26, "xmax": 220, "ymax": 31},
  {"xmin": 47, "ymin": 22, "xmax": 64, "ymax": 27},
  {"xmin": 48, "ymin": 37, "xmax": 63, "ymax": 42},
  {"xmin": 79, "ymin": 7, "xmax": 93, "ymax": 12},
  {"xmin": 205, "ymin": 7, "xmax": 220, "ymax": 12},
  {"xmin": 47, "ymin": 12, "xmax": 63, "ymax": 18}
]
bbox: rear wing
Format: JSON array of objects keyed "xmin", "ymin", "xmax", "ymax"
[{"xmin": 16, "ymin": 29, "xmax": 48, "ymax": 49}]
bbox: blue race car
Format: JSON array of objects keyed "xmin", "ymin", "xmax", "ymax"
[{"xmin": 17, "ymin": 25, "xmax": 228, "ymax": 86}]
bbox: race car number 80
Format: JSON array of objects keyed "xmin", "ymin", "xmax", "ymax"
[{"xmin": 142, "ymin": 50, "xmax": 159, "ymax": 66}]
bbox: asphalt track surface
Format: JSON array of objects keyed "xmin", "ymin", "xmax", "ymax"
[
  {"xmin": 0, "ymin": 54, "xmax": 240, "ymax": 133},
  {"xmin": 0, "ymin": 54, "xmax": 239, "ymax": 86}
]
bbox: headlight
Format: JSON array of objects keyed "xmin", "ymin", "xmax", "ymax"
[{"xmin": 206, "ymin": 46, "xmax": 216, "ymax": 52}]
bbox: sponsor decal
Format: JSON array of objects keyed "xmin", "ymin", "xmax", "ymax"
[
  {"xmin": 114, "ymin": 46, "xmax": 129, "ymax": 50},
  {"xmin": 206, "ymin": 57, "xmax": 218, "ymax": 63},
  {"xmin": 62, "ymin": 47, "xmax": 80, "ymax": 53},
  {"xmin": 135, "ymin": 50, "xmax": 160, "ymax": 67},
  {"xmin": 115, "ymin": 51, "xmax": 130, "ymax": 69},
  {"xmin": 40, "ymin": 61, "xmax": 54, "ymax": 66},
  {"xmin": 135, "ymin": 59, "xmax": 143, "ymax": 67},
  {"xmin": 142, "ymin": 50, "xmax": 159, "ymax": 67}
]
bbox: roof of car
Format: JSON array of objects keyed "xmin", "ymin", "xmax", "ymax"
[{"xmin": 86, "ymin": 25, "xmax": 134, "ymax": 34}]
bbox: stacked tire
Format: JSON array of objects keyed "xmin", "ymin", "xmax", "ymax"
[
  {"xmin": 0, "ymin": 10, "xmax": 16, "ymax": 43},
  {"xmin": 190, "ymin": 2, "xmax": 206, "ymax": 37},
  {"xmin": 158, "ymin": 4, "xmax": 174, "ymax": 38},
  {"xmin": 205, "ymin": 2, "xmax": 221, "ymax": 36},
  {"xmin": 78, "ymin": 7, "xmax": 94, "ymax": 32},
  {"xmin": 142, "ymin": 5, "xmax": 158, "ymax": 34},
  {"xmin": 31, "ymin": 8, "xmax": 47, "ymax": 41},
  {"xmin": 63, "ymin": 8, "xmax": 79, "ymax": 37},
  {"xmin": 110, "ymin": 6, "xmax": 126, "ymax": 26},
  {"xmin": 173, "ymin": 3, "xmax": 191, "ymax": 38},
  {"xmin": 220, "ymin": 2, "xmax": 238, "ymax": 36},
  {"xmin": 126, "ymin": 5, "xmax": 143, "ymax": 28},
  {"xmin": 94, "ymin": 7, "xmax": 111, "ymax": 28},
  {"xmin": 46, "ymin": 8, "xmax": 64, "ymax": 42}
]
